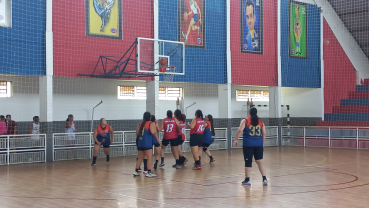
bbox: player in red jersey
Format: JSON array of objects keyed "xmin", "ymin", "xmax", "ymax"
[
  {"xmin": 174, "ymin": 110, "xmax": 188, "ymax": 168},
  {"xmin": 188, "ymin": 109, "xmax": 207, "ymax": 170},
  {"xmin": 159, "ymin": 110, "xmax": 181, "ymax": 168}
]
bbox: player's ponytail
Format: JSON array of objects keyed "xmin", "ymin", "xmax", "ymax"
[
  {"xmin": 139, "ymin": 112, "xmax": 151, "ymax": 134},
  {"xmin": 208, "ymin": 114, "xmax": 215, "ymax": 136},
  {"xmin": 250, "ymin": 107, "xmax": 259, "ymax": 126},
  {"xmin": 180, "ymin": 114, "xmax": 186, "ymax": 123},
  {"xmin": 174, "ymin": 109, "xmax": 181, "ymax": 119},
  {"xmin": 196, "ymin": 110, "xmax": 203, "ymax": 120}
]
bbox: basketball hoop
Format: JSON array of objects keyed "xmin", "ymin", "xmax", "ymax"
[{"xmin": 160, "ymin": 65, "xmax": 176, "ymax": 82}]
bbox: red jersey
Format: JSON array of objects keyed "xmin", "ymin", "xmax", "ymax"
[
  {"xmin": 163, "ymin": 118, "xmax": 178, "ymax": 139},
  {"xmin": 190, "ymin": 118, "xmax": 205, "ymax": 134},
  {"xmin": 179, "ymin": 121, "xmax": 186, "ymax": 140}
]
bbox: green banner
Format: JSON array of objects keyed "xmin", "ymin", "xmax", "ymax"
[{"xmin": 289, "ymin": 1, "xmax": 307, "ymax": 58}]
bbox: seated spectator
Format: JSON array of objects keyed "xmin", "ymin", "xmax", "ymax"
[{"xmin": 6, "ymin": 115, "xmax": 17, "ymax": 135}]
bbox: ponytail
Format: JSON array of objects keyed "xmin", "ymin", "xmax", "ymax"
[
  {"xmin": 249, "ymin": 107, "xmax": 259, "ymax": 126},
  {"xmin": 139, "ymin": 112, "xmax": 151, "ymax": 134},
  {"xmin": 195, "ymin": 110, "xmax": 203, "ymax": 119},
  {"xmin": 208, "ymin": 114, "xmax": 215, "ymax": 136},
  {"xmin": 180, "ymin": 114, "xmax": 186, "ymax": 123}
]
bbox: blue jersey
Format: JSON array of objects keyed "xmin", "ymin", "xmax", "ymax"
[
  {"xmin": 138, "ymin": 121, "xmax": 154, "ymax": 148},
  {"xmin": 242, "ymin": 117, "xmax": 263, "ymax": 147},
  {"xmin": 203, "ymin": 121, "xmax": 214, "ymax": 144}
]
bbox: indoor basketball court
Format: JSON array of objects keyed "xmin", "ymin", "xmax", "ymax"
[{"xmin": 1, "ymin": 0, "xmax": 369, "ymax": 207}]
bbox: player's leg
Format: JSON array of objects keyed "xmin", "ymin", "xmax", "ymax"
[
  {"xmin": 160, "ymin": 139, "xmax": 169, "ymax": 167},
  {"xmin": 91, "ymin": 144, "xmax": 101, "ymax": 165},
  {"xmin": 103, "ymin": 145, "xmax": 110, "ymax": 162},
  {"xmin": 144, "ymin": 149, "xmax": 156, "ymax": 177},
  {"xmin": 203, "ymin": 143, "xmax": 215, "ymax": 163},
  {"xmin": 134, "ymin": 150, "xmax": 144, "ymax": 176},
  {"xmin": 186, "ymin": 18, "xmax": 195, "ymax": 39},
  {"xmin": 242, "ymin": 146, "xmax": 254, "ymax": 185},
  {"xmin": 153, "ymin": 145, "xmax": 160, "ymax": 169},
  {"xmin": 170, "ymin": 139, "xmax": 180, "ymax": 168},
  {"xmin": 190, "ymin": 134, "xmax": 201, "ymax": 170},
  {"xmin": 254, "ymin": 146, "xmax": 267, "ymax": 184}
]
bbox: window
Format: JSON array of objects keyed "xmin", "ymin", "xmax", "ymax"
[
  {"xmin": 0, "ymin": 0, "xmax": 12, "ymax": 28},
  {"xmin": 118, "ymin": 86, "xmax": 183, "ymax": 100},
  {"xmin": 0, "ymin": 81, "xmax": 12, "ymax": 98},
  {"xmin": 236, "ymin": 90, "xmax": 269, "ymax": 101}
]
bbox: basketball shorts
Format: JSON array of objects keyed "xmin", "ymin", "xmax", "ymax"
[
  {"xmin": 202, "ymin": 142, "xmax": 211, "ymax": 148},
  {"xmin": 190, "ymin": 134, "xmax": 204, "ymax": 147},
  {"xmin": 243, "ymin": 146, "xmax": 264, "ymax": 167},
  {"xmin": 296, "ymin": 42, "xmax": 300, "ymax": 47},
  {"xmin": 162, "ymin": 138, "xmax": 178, "ymax": 147},
  {"xmin": 153, "ymin": 142, "xmax": 160, "ymax": 148},
  {"xmin": 193, "ymin": 14, "xmax": 198, "ymax": 24},
  {"xmin": 95, "ymin": 137, "xmax": 110, "ymax": 148},
  {"xmin": 177, "ymin": 135, "xmax": 185, "ymax": 146},
  {"xmin": 138, "ymin": 147, "xmax": 152, "ymax": 151}
]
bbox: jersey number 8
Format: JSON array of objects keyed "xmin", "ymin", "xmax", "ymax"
[{"xmin": 249, "ymin": 125, "xmax": 261, "ymax": 136}]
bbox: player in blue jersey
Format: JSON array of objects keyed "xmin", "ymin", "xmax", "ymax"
[{"xmin": 234, "ymin": 107, "xmax": 267, "ymax": 185}]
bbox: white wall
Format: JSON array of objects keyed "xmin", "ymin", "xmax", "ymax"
[
  {"xmin": 281, "ymin": 87, "xmax": 322, "ymax": 117},
  {"xmin": 0, "ymin": 75, "xmax": 40, "ymax": 122}
]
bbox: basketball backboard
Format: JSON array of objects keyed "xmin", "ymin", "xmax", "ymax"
[{"xmin": 137, "ymin": 37, "xmax": 185, "ymax": 75}]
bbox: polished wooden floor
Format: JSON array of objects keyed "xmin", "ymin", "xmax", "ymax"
[{"xmin": 1, "ymin": 147, "xmax": 369, "ymax": 207}]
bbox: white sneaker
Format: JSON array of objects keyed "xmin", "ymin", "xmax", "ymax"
[
  {"xmin": 263, "ymin": 179, "xmax": 268, "ymax": 185},
  {"xmin": 143, "ymin": 170, "xmax": 148, "ymax": 174},
  {"xmin": 133, "ymin": 171, "xmax": 139, "ymax": 176},
  {"xmin": 146, "ymin": 172, "xmax": 157, "ymax": 177},
  {"xmin": 242, "ymin": 180, "xmax": 251, "ymax": 185},
  {"xmin": 182, "ymin": 31, "xmax": 187, "ymax": 43}
]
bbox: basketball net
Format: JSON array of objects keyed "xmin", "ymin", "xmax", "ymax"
[{"xmin": 162, "ymin": 65, "xmax": 176, "ymax": 82}]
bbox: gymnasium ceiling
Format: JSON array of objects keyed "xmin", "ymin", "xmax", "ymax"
[{"xmin": 327, "ymin": 0, "xmax": 369, "ymax": 59}]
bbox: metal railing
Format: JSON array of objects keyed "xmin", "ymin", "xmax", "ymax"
[
  {"xmin": 231, "ymin": 126, "xmax": 279, "ymax": 148},
  {"xmin": 52, "ymin": 128, "xmax": 228, "ymax": 161},
  {"xmin": 281, "ymin": 126, "xmax": 369, "ymax": 149},
  {"xmin": 0, "ymin": 134, "xmax": 46, "ymax": 165}
]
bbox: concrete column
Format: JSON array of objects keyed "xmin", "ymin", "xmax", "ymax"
[{"xmin": 146, "ymin": 80, "xmax": 159, "ymax": 116}]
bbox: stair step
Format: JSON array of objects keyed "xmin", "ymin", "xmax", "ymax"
[
  {"xmin": 340, "ymin": 98, "xmax": 369, "ymax": 106},
  {"xmin": 324, "ymin": 113, "xmax": 369, "ymax": 121},
  {"xmin": 332, "ymin": 106, "xmax": 369, "ymax": 113},
  {"xmin": 317, "ymin": 121, "xmax": 369, "ymax": 127},
  {"xmin": 356, "ymin": 85, "xmax": 369, "ymax": 92},
  {"xmin": 348, "ymin": 91, "xmax": 369, "ymax": 99}
]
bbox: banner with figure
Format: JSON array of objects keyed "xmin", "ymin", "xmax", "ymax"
[
  {"xmin": 289, "ymin": 1, "xmax": 307, "ymax": 58},
  {"xmin": 178, "ymin": 0, "xmax": 206, "ymax": 48},
  {"xmin": 241, "ymin": 0, "xmax": 263, "ymax": 54},
  {"xmin": 85, "ymin": 0, "xmax": 122, "ymax": 39}
]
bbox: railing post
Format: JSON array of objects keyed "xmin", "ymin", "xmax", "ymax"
[
  {"xmin": 303, "ymin": 127, "xmax": 306, "ymax": 147},
  {"xmin": 328, "ymin": 127, "xmax": 331, "ymax": 148},
  {"xmin": 89, "ymin": 132, "xmax": 92, "ymax": 159},
  {"xmin": 45, "ymin": 135, "xmax": 47, "ymax": 163},
  {"xmin": 225, "ymin": 128, "xmax": 228, "ymax": 149},
  {"xmin": 7, "ymin": 136, "xmax": 10, "ymax": 165},
  {"xmin": 122, "ymin": 132, "xmax": 125, "ymax": 157},
  {"xmin": 52, "ymin": 133, "xmax": 54, "ymax": 161},
  {"xmin": 357, "ymin": 127, "xmax": 359, "ymax": 149}
]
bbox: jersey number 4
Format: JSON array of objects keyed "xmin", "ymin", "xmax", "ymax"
[
  {"xmin": 249, "ymin": 125, "xmax": 261, "ymax": 136},
  {"xmin": 166, "ymin": 124, "xmax": 174, "ymax": 133}
]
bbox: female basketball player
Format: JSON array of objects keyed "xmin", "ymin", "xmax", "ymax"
[
  {"xmin": 150, "ymin": 115, "xmax": 161, "ymax": 169},
  {"xmin": 133, "ymin": 112, "xmax": 160, "ymax": 177},
  {"xmin": 234, "ymin": 107, "xmax": 267, "ymax": 185},
  {"xmin": 91, "ymin": 118, "xmax": 114, "ymax": 166},
  {"xmin": 159, "ymin": 110, "xmax": 181, "ymax": 168},
  {"xmin": 181, "ymin": 0, "xmax": 202, "ymax": 43},
  {"xmin": 188, "ymin": 109, "xmax": 207, "ymax": 170},
  {"xmin": 202, "ymin": 114, "xmax": 215, "ymax": 163},
  {"xmin": 174, "ymin": 110, "xmax": 188, "ymax": 168}
]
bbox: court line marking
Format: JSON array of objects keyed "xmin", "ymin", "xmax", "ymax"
[
  {"xmin": 306, "ymin": 155, "xmax": 327, "ymax": 166},
  {"xmin": 103, "ymin": 190, "xmax": 186, "ymax": 208}
]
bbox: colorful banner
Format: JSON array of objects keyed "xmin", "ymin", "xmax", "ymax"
[
  {"xmin": 85, "ymin": 0, "xmax": 122, "ymax": 39},
  {"xmin": 178, "ymin": 0, "xmax": 205, "ymax": 48},
  {"xmin": 241, "ymin": 0, "xmax": 263, "ymax": 54},
  {"xmin": 289, "ymin": 1, "xmax": 307, "ymax": 58}
]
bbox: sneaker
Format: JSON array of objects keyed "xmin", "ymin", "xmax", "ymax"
[
  {"xmin": 263, "ymin": 179, "xmax": 268, "ymax": 185},
  {"xmin": 176, "ymin": 164, "xmax": 182, "ymax": 169},
  {"xmin": 182, "ymin": 158, "xmax": 188, "ymax": 166},
  {"xmin": 146, "ymin": 172, "xmax": 157, "ymax": 177},
  {"xmin": 159, "ymin": 162, "xmax": 165, "ymax": 167},
  {"xmin": 172, "ymin": 164, "xmax": 177, "ymax": 168},
  {"xmin": 192, "ymin": 164, "xmax": 202, "ymax": 170},
  {"xmin": 154, "ymin": 163, "xmax": 158, "ymax": 170},
  {"xmin": 182, "ymin": 31, "xmax": 187, "ymax": 43},
  {"xmin": 133, "ymin": 171, "xmax": 139, "ymax": 176},
  {"xmin": 210, "ymin": 158, "xmax": 215, "ymax": 163},
  {"xmin": 242, "ymin": 179, "xmax": 251, "ymax": 185},
  {"xmin": 143, "ymin": 169, "xmax": 148, "ymax": 174},
  {"xmin": 137, "ymin": 168, "xmax": 142, "ymax": 172},
  {"xmin": 91, "ymin": 162, "xmax": 96, "ymax": 166}
]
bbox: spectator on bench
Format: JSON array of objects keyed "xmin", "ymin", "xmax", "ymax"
[
  {"xmin": 0, "ymin": 115, "xmax": 6, "ymax": 135},
  {"xmin": 6, "ymin": 115, "xmax": 17, "ymax": 135}
]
